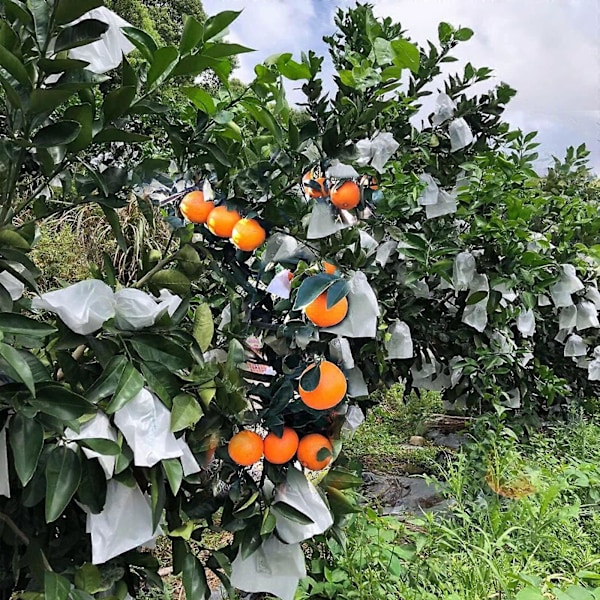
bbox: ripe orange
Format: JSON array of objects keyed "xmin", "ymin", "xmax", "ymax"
[
  {"xmin": 180, "ymin": 190, "xmax": 214, "ymax": 224},
  {"xmin": 323, "ymin": 261, "xmax": 337, "ymax": 275},
  {"xmin": 330, "ymin": 180, "xmax": 360, "ymax": 210},
  {"xmin": 304, "ymin": 292, "xmax": 348, "ymax": 327},
  {"xmin": 263, "ymin": 427, "xmax": 299, "ymax": 464},
  {"xmin": 297, "ymin": 433, "xmax": 333, "ymax": 471},
  {"xmin": 302, "ymin": 169, "xmax": 328, "ymax": 199},
  {"xmin": 207, "ymin": 205, "xmax": 241, "ymax": 238},
  {"xmin": 231, "ymin": 218, "xmax": 266, "ymax": 252},
  {"xmin": 299, "ymin": 360, "xmax": 347, "ymax": 410},
  {"xmin": 228, "ymin": 430, "xmax": 263, "ymax": 466}
]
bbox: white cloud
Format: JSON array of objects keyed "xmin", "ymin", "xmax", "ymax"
[{"xmin": 201, "ymin": 0, "xmax": 600, "ymax": 172}]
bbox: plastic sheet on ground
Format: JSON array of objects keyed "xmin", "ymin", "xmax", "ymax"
[
  {"xmin": 329, "ymin": 337, "xmax": 355, "ymax": 370},
  {"xmin": 0, "ymin": 425, "xmax": 9, "ymax": 498},
  {"xmin": 431, "ymin": 93, "xmax": 456, "ymax": 127},
  {"xmin": 274, "ymin": 467, "xmax": 333, "ymax": 543},
  {"xmin": 307, "ymin": 201, "xmax": 350, "ymax": 239},
  {"xmin": 385, "ymin": 321, "xmax": 413, "ymax": 359},
  {"xmin": 87, "ymin": 479, "xmax": 160, "ymax": 565},
  {"xmin": 355, "ymin": 132, "xmax": 399, "ymax": 173},
  {"xmin": 68, "ymin": 8, "xmax": 135, "ymax": 74},
  {"xmin": 322, "ymin": 272, "xmax": 380, "ymax": 338},
  {"xmin": 449, "ymin": 118, "xmax": 474, "ymax": 151},
  {"xmin": 230, "ymin": 535, "xmax": 306, "ymax": 600},
  {"xmin": 564, "ymin": 335, "xmax": 587, "ymax": 357},
  {"xmin": 114, "ymin": 388, "xmax": 183, "ymax": 467},
  {"xmin": 266, "ymin": 270, "xmax": 293, "ymax": 299},
  {"xmin": 0, "ymin": 269, "xmax": 24, "ymax": 300},
  {"xmin": 31, "ymin": 280, "xmax": 116, "ymax": 335},
  {"xmin": 576, "ymin": 301, "xmax": 599, "ymax": 331},
  {"xmin": 65, "ymin": 412, "xmax": 118, "ymax": 479},
  {"xmin": 516, "ymin": 309, "xmax": 535, "ymax": 338}
]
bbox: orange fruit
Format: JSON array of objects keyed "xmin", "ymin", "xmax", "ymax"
[
  {"xmin": 207, "ymin": 205, "xmax": 241, "ymax": 238},
  {"xmin": 304, "ymin": 292, "xmax": 348, "ymax": 327},
  {"xmin": 302, "ymin": 169, "xmax": 328, "ymax": 198},
  {"xmin": 180, "ymin": 190, "xmax": 214, "ymax": 224},
  {"xmin": 231, "ymin": 218, "xmax": 266, "ymax": 252},
  {"xmin": 297, "ymin": 433, "xmax": 333, "ymax": 471},
  {"xmin": 330, "ymin": 180, "xmax": 360, "ymax": 210},
  {"xmin": 228, "ymin": 430, "xmax": 263, "ymax": 466},
  {"xmin": 263, "ymin": 427, "xmax": 299, "ymax": 464},
  {"xmin": 299, "ymin": 360, "xmax": 347, "ymax": 410},
  {"xmin": 323, "ymin": 261, "xmax": 337, "ymax": 274}
]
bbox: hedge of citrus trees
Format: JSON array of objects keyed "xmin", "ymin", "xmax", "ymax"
[{"xmin": 1, "ymin": 1, "xmax": 600, "ymax": 599}]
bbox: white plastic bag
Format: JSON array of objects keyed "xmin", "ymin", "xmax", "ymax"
[
  {"xmin": 156, "ymin": 289, "xmax": 182, "ymax": 317},
  {"xmin": 87, "ymin": 479, "xmax": 160, "ymax": 564},
  {"xmin": 411, "ymin": 351, "xmax": 450, "ymax": 391},
  {"xmin": 68, "ymin": 8, "xmax": 135, "ymax": 74},
  {"xmin": 417, "ymin": 173, "xmax": 439, "ymax": 205},
  {"xmin": 564, "ymin": 335, "xmax": 587, "ymax": 357},
  {"xmin": 266, "ymin": 270, "xmax": 293, "ymax": 299},
  {"xmin": 114, "ymin": 289, "xmax": 164, "ymax": 330},
  {"xmin": 326, "ymin": 159, "xmax": 359, "ymax": 179},
  {"xmin": 346, "ymin": 367, "xmax": 369, "ymax": 398},
  {"xmin": 559, "ymin": 306, "xmax": 577, "ymax": 330},
  {"xmin": 576, "ymin": 301, "xmax": 600, "ymax": 331},
  {"xmin": 385, "ymin": 321, "xmax": 413, "ymax": 359},
  {"xmin": 550, "ymin": 264, "xmax": 583, "ymax": 308},
  {"xmin": 0, "ymin": 425, "xmax": 9, "ymax": 498},
  {"xmin": 263, "ymin": 233, "xmax": 315, "ymax": 265},
  {"xmin": 114, "ymin": 388, "xmax": 183, "ymax": 467},
  {"xmin": 65, "ymin": 412, "xmax": 118, "ymax": 479},
  {"xmin": 586, "ymin": 286, "xmax": 600, "ymax": 309},
  {"xmin": 31, "ymin": 280, "xmax": 116, "ymax": 335},
  {"xmin": 329, "ymin": 337, "xmax": 355, "ymax": 370},
  {"xmin": 432, "ymin": 93, "xmax": 456, "ymax": 126},
  {"xmin": 461, "ymin": 274, "xmax": 489, "ymax": 333},
  {"xmin": 356, "ymin": 132, "xmax": 399, "ymax": 173},
  {"xmin": 449, "ymin": 118, "xmax": 474, "ymax": 151},
  {"xmin": 375, "ymin": 241, "xmax": 397, "ymax": 267},
  {"xmin": 307, "ymin": 202, "xmax": 349, "ymax": 239},
  {"xmin": 588, "ymin": 348, "xmax": 600, "ymax": 381},
  {"xmin": 274, "ymin": 467, "xmax": 333, "ymax": 543},
  {"xmin": 452, "ymin": 252, "xmax": 476, "ymax": 291},
  {"xmin": 492, "ymin": 283, "xmax": 517, "ymax": 303},
  {"xmin": 176, "ymin": 436, "xmax": 201, "ymax": 476},
  {"xmin": 516, "ymin": 309, "xmax": 535, "ymax": 338},
  {"xmin": 322, "ymin": 272, "xmax": 380, "ymax": 338},
  {"xmin": 342, "ymin": 404, "xmax": 365, "ymax": 434},
  {"xmin": 0, "ymin": 269, "xmax": 24, "ymax": 300},
  {"xmin": 230, "ymin": 536, "xmax": 306, "ymax": 600},
  {"xmin": 426, "ymin": 190, "xmax": 457, "ymax": 219}
]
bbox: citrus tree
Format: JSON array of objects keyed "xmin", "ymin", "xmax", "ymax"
[{"xmin": 1, "ymin": 2, "xmax": 600, "ymax": 600}]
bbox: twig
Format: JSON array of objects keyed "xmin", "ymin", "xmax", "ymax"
[
  {"xmin": 133, "ymin": 253, "xmax": 178, "ymax": 289},
  {"xmin": 0, "ymin": 512, "xmax": 53, "ymax": 571}
]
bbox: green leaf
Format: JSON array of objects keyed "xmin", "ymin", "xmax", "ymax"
[
  {"xmin": 0, "ymin": 313, "xmax": 56, "ymax": 337},
  {"xmin": 55, "ymin": 0, "xmax": 103, "ymax": 25},
  {"xmin": 32, "ymin": 120, "xmax": 81, "ymax": 148},
  {"xmin": 272, "ymin": 502, "xmax": 315, "ymax": 525},
  {"xmin": 515, "ymin": 588, "xmax": 546, "ymax": 600},
  {"xmin": 293, "ymin": 273, "xmax": 337, "ymax": 310},
  {"xmin": 122, "ymin": 26, "xmax": 157, "ymax": 63},
  {"xmin": 391, "ymin": 39, "xmax": 420, "ymax": 73},
  {"xmin": 373, "ymin": 37, "xmax": 394, "ymax": 65},
  {"xmin": 300, "ymin": 363, "xmax": 321, "ymax": 393},
  {"xmin": 64, "ymin": 103, "xmax": 93, "ymax": 151},
  {"xmin": 338, "ymin": 70, "xmax": 355, "ymax": 87},
  {"xmin": 277, "ymin": 55, "xmax": 311, "ymax": 80},
  {"xmin": 326, "ymin": 486, "xmax": 359, "ymax": 515},
  {"xmin": 260, "ymin": 508, "xmax": 276, "ymax": 535},
  {"xmin": 44, "ymin": 572, "xmax": 70, "ymax": 600},
  {"xmin": 242, "ymin": 100, "xmax": 282, "ymax": 141},
  {"xmin": 105, "ymin": 362, "xmax": 144, "ymax": 414},
  {"xmin": 183, "ymin": 87, "xmax": 216, "ymax": 115},
  {"xmin": 131, "ymin": 335, "xmax": 193, "ymax": 371},
  {"xmin": 181, "ymin": 552, "xmax": 209, "ymax": 600},
  {"xmin": 455, "ymin": 27, "xmax": 474, "ymax": 41},
  {"xmin": 170, "ymin": 394, "xmax": 203, "ymax": 432},
  {"xmin": 204, "ymin": 42, "xmax": 254, "ymax": 59},
  {"xmin": 438, "ymin": 22, "xmax": 453, "ymax": 43},
  {"xmin": 203, "ymin": 10, "xmax": 241, "ymax": 42},
  {"xmin": 326, "ymin": 280, "xmax": 350, "ymax": 309},
  {"xmin": 74, "ymin": 564, "xmax": 103, "ymax": 594},
  {"xmin": 149, "ymin": 465, "xmax": 166, "ymax": 531},
  {"xmin": 29, "ymin": 0, "xmax": 52, "ymax": 50},
  {"xmin": 226, "ymin": 339, "xmax": 245, "ymax": 372},
  {"xmin": 323, "ymin": 469, "xmax": 363, "ymax": 490},
  {"xmin": 45, "ymin": 445, "xmax": 82, "ymax": 522},
  {"xmin": 0, "ymin": 228, "xmax": 30, "ymax": 250},
  {"xmin": 103, "ymin": 86, "xmax": 136, "ymax": 123},
  {"xmin": 466, "ymin": 290, "xmax": 488, "ymax": 305},
  {"xmin": 94, "ymin": 128, "xmax": 150, "ymax": 143},
  {"xmin": 9, "ymin": 414, "xmax": 44, "ymax": 486},
  {"xmin": 0, "ymin": 342, "xmax": 35, "ymax": 395},
  {"xmin": 0, "ymin": 44, "xmax": 31, "ymax": 88},
  {"xmin": 148, "ymin": 46, "xmax": 179, "ymax": 88},
  {"xmin": 162, "ymin": 458, "xmax": 183, "ymax": 495},
  {"xmin": 180, "ymin": 15, "xmax": 204, "ymax": 54},
  {"xmin": 85, "ymin": 355, "xmax": 127, "ymax": 403},
  {"xmin": 170, "ymin": 54, "xmax": 221, "ymax": 78},
  {"xmin": 149, "ymin": 269, "xmax": 191, "ymax": 296},
  {"xmin": 77, "ymin": 438, "xmax": 121, "ymax": 456},
  {"xmin": 32, "ymin": 385, "xmax": 95, "ymax": 420},
  {"xmin": 54, "ymin": 19, "xmax": 109, "ymax": 53},
  {"xmin": 101, "ymin": 205, "xmax": 127, "ymax": 248},
  {"xmin": 193, "ymin": 303, "xmax": 214, "ymax": 352}
]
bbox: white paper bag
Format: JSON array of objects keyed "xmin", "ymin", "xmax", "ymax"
[
  {"xmin": 452, "ymin": 252, "xmax": 476, "ymax": 291},
  {"xmin": 114, "ymin": 289, "xmax": 163, "ymax": 330},
  {"xmin": 356, "ymin": 132, "xmax": 399, "ymax": 173},
  {"xmin": 449, "ymin": 118, "xmax": 474, "ymax": 151},
  {"xmin": 564, "ymin": 335, "xmax": 587, "ymax": 357},
  {"xmin": 516, "ymin": 309, "xmax": 535, "ymax": 338},
  {"xmin": 114, "ymin": 389, "xmax": 183, "ymax": 467},
  {"xmin": 559, "ymin": 306, "xmax": 577, "ymax": 330},
  {"xmin": 32, "ymin": 280, "xmax": 116, "ymax": 335},
  {"xmin": 417, "ymin": 173, "xmax": 439, "ymax": 205},
  {"xmin": 329, "ymin": 337, "xmax": 355, "ymax": 370},
  {"xmin": 274, "ymin": 467, "xmax": 333, "ymax": 543},
  {"xmin": 342, "ymin": 404, "xmax": 365, "ymax": 433},
  {"xmin": 176, "ymin": 436, "xmax": 201, "ymax": 476},
  {"xmin": 576, "ymin": 301, "xmax": 600, "ymax": 331},
  {"xmin": 432, "ymin": 93, "xmax": 456, "ymax": 126},
  {"xmin": 266, "ymin": 270, "xmax": 293, "ymax": 299},
  {"xmin": 230, "ymin": 536, "xmax": 306, "ymax": 600},
  {"xmin": 307, "ymin": 202, "xmax": 350, "ymax": 239},
  {"xmin": 550, "ymin": 264, "xmax": 584, "ymax": 307},
  {"xmin": 385, "ymin": 321, "xmax": 414, "ymax": 359},
  {"xmin": 326, "ymin": 159, "xmax": 359, "ymax": 179},
  {"xmin": 426, "ymin": 190, "xmax": 457, "ymax": 219},
  {"xmin": 0, "ymin": 269, "xmax": 24, "ymax": 301},
  {"xmin": 346, "ymin": 366, "xmax": 369, "ymax": 398},
  {"xmin": 263, "ymin": 233, "xmax": 315, "ymax": 264},
  {"xmin": 88, "ymin": 480, "xmax": 160, "ymax": 564}
]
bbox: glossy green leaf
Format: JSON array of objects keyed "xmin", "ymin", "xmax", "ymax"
[
  {"xmin": 103, "ymin": 86, "xmax": 136, "ymax": 123},
  {"xmin": 204, "ymin": 43, "xmax": 254, "ymax": 59},
  {"xmin": 202, "ymin": 10, "xmax": 241, "ymax": 42},
  {"xmin": 122, "ymin": 26, "xmax": 157, "ymax": 62},
  {"xmin": 55, "ymin": 0, "xmax": 103, "ymax": 25},
  {"xmin": 32, "ymin": 386, "xmax": 95, "ymax": 420},
  {"xmin": 0, "ymin": 342, "xmax": 35, "ymax": 395},
  {"xmin": 131, "ymin": 335, "xmax": 193, "ymax": 371},
  {"xmin": 44, "ymin": 571, "xmax": 70, "ymax": 600},
  {"xmin": 293, "ymin": 273, "xmax": 337, "ymax": 310},
  {"xmin": 326, "ymin": 279, "xmax": 350, "ymax": 309},
  {"xmin": 32, "ymin": 120, "xmax": 81, "ymax": 148},
  {"xmin": 105, "ymin": 362, "xmax": 144, "ymax": 414},
  {"xmin": 391, "ymin": 39, "xmax": 420, "ymax": 73},
  {"xmin": 9, "ymin": 414, "xmax": 44, "ymax": 486},
  {"xmin": 183, "ymin": 87, "xmax": 216, "ymax": 115},
  {"xmin": 149, "ymin": 465, "xmax": 166, "ymax": 531},
  {"xmin": 85, "ymin": 355, "xmax": 127, "ymax": 403},
  {"xmin": 148, "ymin": 46, "xmax": 179, "ymax": 88},
  {"xmin": 39, "ymin": 57, "xmax": 91, "ymax": 73},
  {"xmin": 466, "ymin": 290, "xmax": 488, "ymax": 305},
  {"xmin": 272, "ymin": 502, "xmax": 315, "ymax": 525},
  {"xmin": 29, "ymin": 88, "xmax": 73, "ymax": 116},
  {"xmin": 45, "ymin": 445, "xmax": 82, "ymax": 522},
  {"xmin": 0, "ymin": 313, "xmax": 56, "ymax": 336},
  {"xmin": 149, "ymin": 269, "xmax": 191, "ymax": 296},
  {"xmin": 179, "ymin": 15, "xmax": 204, "ymax": 53},
  {"xmin": 54, "ymin": 19, "xmax": 109, "ymax": 53},
  {"xmin": 170, "ymin": 394, "xmax": 202, "ymax": 432},
  {"xmin": 74, "ymin": 563, "xmax": 103, "ymax": 594},
  {"xmin": 162, "ymin": 458, "xmax": 183, "ymax": 495},
  {"xmin": 182, "ymin": 552, "xmax": 209, "ymax": 600},
  {"xmin": 77, "ymin": 438, "xmax": 121, "ymax": 456},
  {"xmin": 0, "ymin": 44, "xmax": 30, "ymax": 88},
  {"xmin": 193, "ymin": 303, "xmax": 214, "ymax": 352},
  {"xmin": 64, "ymin": 103, "xmax": 93, "ymax": 151}
]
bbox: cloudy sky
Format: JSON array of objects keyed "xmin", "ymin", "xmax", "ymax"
[{"xmin": 203, "ymin": 0, "xmax": 599, "ymax": 174}]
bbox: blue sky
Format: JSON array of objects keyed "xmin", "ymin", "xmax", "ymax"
[{"xmin": 203, "ymin": 0, "xmax": 600, "ymax": 174}]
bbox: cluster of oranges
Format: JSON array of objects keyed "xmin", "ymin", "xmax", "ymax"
[
  {"xmin": 302, "ymin": 165, "xmax": 378, "ymax": 211},
  {"xmin": 179, "ymin": 190, "xmax": 266, "ymax": 252}
]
